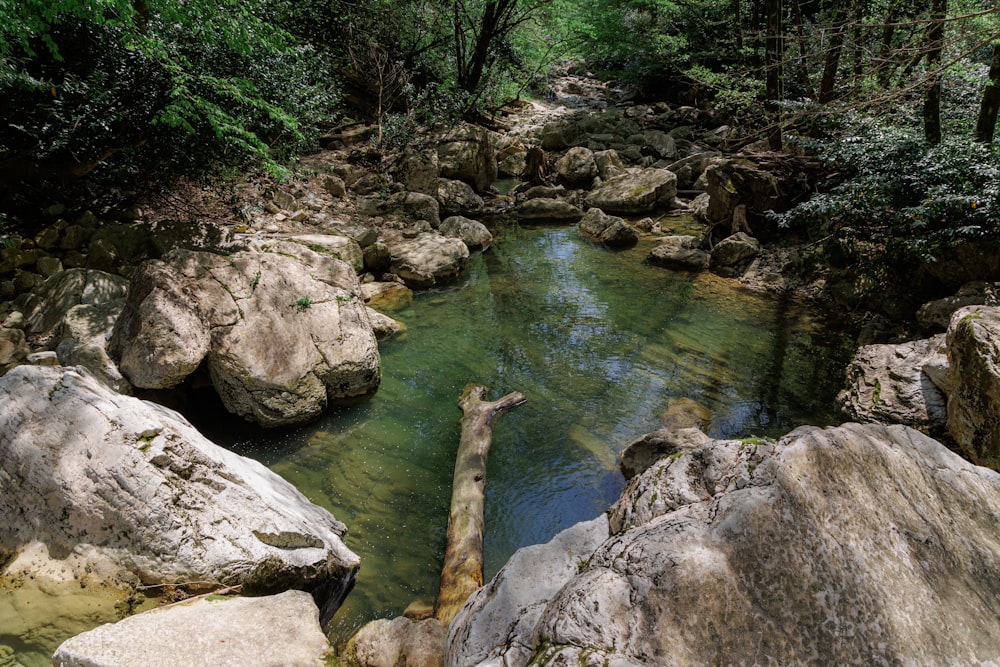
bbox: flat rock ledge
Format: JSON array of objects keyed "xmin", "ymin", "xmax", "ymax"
[
  {"xmin": 53, "ymin": 591, "xmax": 329, "ymax": 667},
  {"xmin": 447, "ymin": 422, "xmax": 1000, "ymax": 666},
  {"xmin": 0, "ymin": 365, "xmax": 360, "ymax": 625}
]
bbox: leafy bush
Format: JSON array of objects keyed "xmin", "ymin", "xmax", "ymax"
[{"xmin": 771, "ymin": 116, "xmax": 1000, "ymax": 293}]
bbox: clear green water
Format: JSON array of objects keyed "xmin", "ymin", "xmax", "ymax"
[
  {"xmin": 3, "ymin": 221, "xmax": 853, "ymax": 664},
  {"xmin": 202, "ymin": 221, "xmax": 854, "ymax": 644}
]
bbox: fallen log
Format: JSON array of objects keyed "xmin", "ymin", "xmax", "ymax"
[
  {"xmin": 434, "ymin": 383, "xmax": 526, "ymax": 625},
  {"xmin": 342, "ymin": 383, "xmax": 525, "ymax": 666}
]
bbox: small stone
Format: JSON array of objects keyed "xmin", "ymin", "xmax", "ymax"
[
  {"xmin": 3, "ymin": 311, "xmax": 25, "ymax": 330},
  {"xmin": 36, "ymin": 256, "xmax": 63, "ymax": 278},
  {"xmin": 290, "ymin": 210, "xmax": 309, "ymax": 222},
  {"xmin": 265, "ymin": 223, "xmax": 281, "ymax": 233},
  {"xmin": 27, "ymin": 351, "xmax": 59, "ymax": 366}
]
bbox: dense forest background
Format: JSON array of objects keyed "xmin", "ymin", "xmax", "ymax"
[{"xmin": 1, "ymin": 0, "xmax": 999, "ymax": 286}]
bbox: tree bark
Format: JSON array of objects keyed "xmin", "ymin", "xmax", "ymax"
[
  {"xmin": 923, "ymin": 0, "xmax": 946, "ymax": 144},
  {"xmin": 819, "ymin": 5, "xmax": 846, "ymax": 103},
  {"xmin": 765, "ymin": 0, "xmax": 784, "ymax": 150},
  {"xmin": 976, "ymin": 42, "xmax": 1000, "ymax": 143},
  {"xmin": 434, "ymin": 383, "xmax": 526, "ymax": 625}
]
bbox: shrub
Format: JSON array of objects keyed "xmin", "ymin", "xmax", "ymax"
[{"xmin": 771, "ymin": 116, "xmax": 1000, "ymax": 295}]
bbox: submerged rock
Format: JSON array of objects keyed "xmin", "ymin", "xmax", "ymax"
[
  {"xmin": 578, "ymin": 208, "xmax": 638, "ymax": 248},
  {"xmin": 516, "ymin": 198, "xmax": 583, "ymax": 223},
  {"xmin": 53, "ymin": 591, "xmax": 330, "ymax": 667},
  {"xmin": 439, "ymin": 216, "xmax": 493, "ymax": 251},
  {"xmin": 447, "ymin": 423, "xmax": 1000, "ymax": 666},
  {"xmin": 0, "ymin": 366, "xmax": 360, "ymax": 623}
]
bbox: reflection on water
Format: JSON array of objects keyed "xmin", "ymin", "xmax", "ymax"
[{"xmin": 191, "ymin": 224, "xmax": 854, "ymax": 645}]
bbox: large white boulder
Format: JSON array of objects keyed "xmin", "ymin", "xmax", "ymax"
[
  {"xmin": 386, "ymin": 232, "xmax": 470, "ymax": 288},
  {"xmin": 0, "ymin": 366, "xmax": 360, "ymax": 623},
  {"xmin": 584, "ymin": 168, "xmax": 677, "ymax": 214},
  {"xmin": 447, "ymin": 423, "xmax": 1000, "ymax": 666},
  {"xmin": 111, "ymin": 244, "xmax": 381, "ymax": 427}
]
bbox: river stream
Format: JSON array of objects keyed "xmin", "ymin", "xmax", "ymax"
[{"xmin": 195, "ymin": 218, "xmax": 854, "ymax": 645}]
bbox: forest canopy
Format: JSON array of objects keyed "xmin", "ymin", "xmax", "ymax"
[{"xmin": 0, "ymin": 0, "xmax": 998, "ymax": 200}]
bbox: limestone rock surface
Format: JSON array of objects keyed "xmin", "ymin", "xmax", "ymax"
[
  {"xmin": 344, "ymin": 617, "xmax": 446, "ymax": 667},
  {"xmin": 838, "ymin": 335, "xmax": 948, "ymax": 436},
  {"xmin": 111, "ymin": 244, "xmax": 380, "ymax": 427},
  {"xmin": 437, "ymin": 179, "xmax": 484, "ymax": 217},
  {"xmin": 946, "ymin": 305, "xmax": 1000, "ymax": 469},
  {"xmin": 52, "ymin": 591, "xmax": 330, "ymax": 667},
  {"xmin": 439, "ymin": 216, "xmax": 493, "ymax": 251},
  {"xmin": 0, "ymin": 366, "xmax": 360, "ymax": 619},
  {"xmin": 554, "ymin": 146, "xmax": 598, "ymax": 186},
  {"xmin": 578, "ymin": 208, "xmax": 638, "ymax": 248},
  {"xmin": 436, "ymin": 124, "xmax": 497, "ymax": 191},
  {"xmin": 516, "ymin": 198, "xmax": 583, "ymax": 223},
  {"xmin": 447, "ymin": 423, "xmax": 1000, "ymax": 666},
  {"xmin": 386, "ymin": 232, "xmax": 470, "ymax": 288},
  {"xmin": 648, "ymin": 238, "xmax": 710, "ymax": 271},
  {"xmin": 584, "ymin": 169, "xmax": 677, "ymax": 214}
]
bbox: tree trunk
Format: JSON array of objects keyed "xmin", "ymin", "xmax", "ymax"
[
  {"xmin": 850, "ymin": 0, "xmax": 865, "ymax": 94},
  {"xmin": 923, "ymin": 0, "xmax": 946, "ymax": 144},
  {"xmin": 434, "ymin": 384, "xmax": 526, "ymax": 625},
  {"xmin": 791, "ymin": 0, "xmax": 813, "ymax": 98},
  {"xmin": 733, "ymin": 0, "xmax": 744, "ymax": 61},
  {"xmin": 976, "ymin": 42, "xmax": 1000, "ymax": 143},
  {"xmin": 877, "ymin": 4, "xmax": 898, "ymax": 87},
  {"xmin": 765, "ymin": 0, "xmax": 784, "ymax": 150},
  {"xmin": 819, "ymin": 6, "xmax": 846, "ymax": 103}
]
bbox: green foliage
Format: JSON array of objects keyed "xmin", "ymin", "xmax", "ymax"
[
  {"xmin": 771, "ymin": 116, "xmax": 1000, "ymax": 293},
  {"xmin": 559, "ymin": 0, "xmax": 732, "ymax": 82},
  {"xmin": 292, "ymin": 296, "xmax": 313, "ymax": 309},
  {"xmin": 0, "ymin": 0, "xmax": 342, "ymax": 189}
]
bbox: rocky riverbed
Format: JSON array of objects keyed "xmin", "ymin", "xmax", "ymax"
[{"xmin": 4, "ymin": 72, "xmax": 1000, "ymax": 666}]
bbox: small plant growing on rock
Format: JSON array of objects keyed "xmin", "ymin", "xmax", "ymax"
[{"xmin": 292, "ymin": 296, "xmax": 312, "ymax": 309}]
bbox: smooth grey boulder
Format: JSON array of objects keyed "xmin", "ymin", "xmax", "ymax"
[
  {"xmin": 594, "ymin": 149, "xmax": 625, "ymax": 180},
  {"xmin": 946, "ymin": 305, "xmax": 1000, "ymax": 469},
  {"xmin": 345, "ymin": 617, "xmax": 446, "ymax": 667},
  {"xmin": 395, "ymin": 147, "xmax": 440, "ymax": 197},
  {"xmin": 439, "ymin": 216, "xmax": 493, "ymax": 251},
  {"xmin": 516, "ymin": 198, "xmax": 583, "ymax": 224},
  {"xmin": 838, "ymin": 335, "xmax": 948, "ymax": 436},
  {"xmin": 436, "ymin": 124, "xmax": 497, "ymax": 191},
  {"xmin": 386, "ymin": 232, "xmax": 470, "ymax": 288},
  {"xmin": 366, "ymin": 307, "xmax": 404, "ymax": 341},
  {"xmin": 578, "ymin": 208, "xmax": 638, "ymax": 248},
  {"xmin": 55, "ymin": 300, "xmax": 132, "ymax": 393},
  {"xmin": 24, "ymin": 268, "xmax": 129, "ymax": 343},
  {"xmin": 110, "ymin": 260, "xmax": 209, "ymax": 389},
  {"xmin": 0, "ymin": 366, "xmax": 360, "ymax": 620},
  {"xmin": 437, "ymin": 178, "xmax": 484, "ymax": 217},
  {"xmin": 710, "ymin": 231, "xmax": 760, "ymax": 268},
  {"xmin": 554, "ymin": 146, "xmax": 598, "ymax": 186},
  {"xmin": 111, "ymin": 244, "xmax": 380, "ymax": 427},
  {"xmin": 647, "ymin": 239, "xmax": 710, "ymax": 271},
  {"xmin": 447, "ymin": 423, "xmax": 1000, "ymax": 666},
  {"xmin": 917, "ymin": 281, "xmax": 1000, "ymax": 332},
  {"xmin": 52, "ymin": 591, "xmax": 330, "ymax": 667},
  {"xmin": 584, "ymin": 168, "xmax": 677, "ymax": 214},
  {"xmin": 446, "ymin": 516, "xmax": 610, "ymax": 667}
]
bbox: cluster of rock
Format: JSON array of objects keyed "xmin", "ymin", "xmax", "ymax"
[
  {"xmin": 445, "ymin": 422, "xmax": 1000, "ymax": 665},
  {"xmin": 840, "ymin": 282, "xmax": 1000, "ymax": 470}
]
